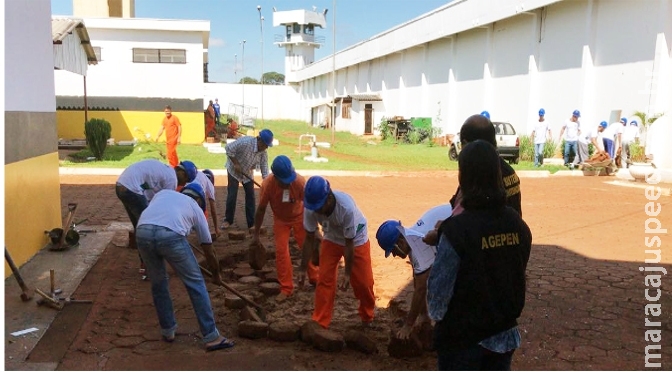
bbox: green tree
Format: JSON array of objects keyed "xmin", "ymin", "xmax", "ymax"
[
  {"xmin": 239, "ymin": 76, "xmax": 260, "ymax": 84},
  {"xmin": 262, "ymin": 71, "xmax": 285, "ymax": 85}
]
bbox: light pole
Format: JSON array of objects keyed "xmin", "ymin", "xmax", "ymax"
[
  {"xmin": 241, "ymin": 40, "xmax": 246, "ymax": 123},
  {"xmin": 234, "ymin": 54, "xmax": 237, "ymax": 82},
  {"xmin": 331, "ymin": 0, "xmax": 336, "ymax": 143},
  {"xmin": 257, "ymin": 5, "xmax": 264, "ymax": 126}
]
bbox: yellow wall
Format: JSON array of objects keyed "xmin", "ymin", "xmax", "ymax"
[
  {"xmin": 57, "ymin": 110, "xmax": 207, "ymax": 145},
  {"xmin": 5, "ymin": 152, "xmax": 62, "ymax": 277}
]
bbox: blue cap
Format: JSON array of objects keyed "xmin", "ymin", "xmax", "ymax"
[
  {"xmin": 271, "ymin": 155, "xmax": 297, "ymax": 184},
  {"xmin": 480, "ymin": 111, "xmax": 490, "ymax": 120},
  {"xmin": 178, "ymin": 160, "xmax": 198, "ymax": 182},
  {"xmin": 259, "ymin": 129, "xmax": 274, "ymax": 147},
  {"xmin": 376, "ymin": 220, "xmax": 401, "ymax": 258},
  {"xmin": 620, "ymin": 117, "xmax": 627, "ymax": 124},
  {"xmin": 630, "ymin": 120, "xmax": 638, "ymax": 126},
  {"xmin": 182, "ymin": 183, "xmax": 206, "ymax": 212},
  {"xmin": 599, "ymin": 121, "xmax": 608, "ymax": 128},
  {"xmin": 572, "ymin": 110, "xmax": 581, "ymax": 117},
  {"xmin": 304, "ymin": 176, "xmax": 330, "ymax": 211},
  {"xmin": 539, "ymin": 108, "xmax": 545, "ymax": 117},
  {"xmin": 202, "ymin": 169, "xmax": 214, "ymax": 185}
]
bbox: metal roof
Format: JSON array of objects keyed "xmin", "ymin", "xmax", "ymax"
[
  {"xmin": 348, "ymin": 93, "xmax": 383, "ymax": 101},
  {"xmin": 52, "ymin": 17, "xmax": 98, "ymax": 65}
]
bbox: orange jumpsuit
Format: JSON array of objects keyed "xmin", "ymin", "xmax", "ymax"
[
  {"xmin": 205, "ymin": 106, "xmax": 216, "ymax": 139},
  {"xmin": 162, "ymin": 114, "xmax": 181, "ymax": 167},
  {"xmin": 258, "ymin": 174, "xmax": 318, "ymax": 296}
]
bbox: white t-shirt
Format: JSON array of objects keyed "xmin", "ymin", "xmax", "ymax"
[
  {"xmin": 138, "ymin": 190, "xmax": 212, "ymax": 244},
  {"xmin": 533, "ymin": 121, "xmax": 550, "ymax": 144},
  {"xmin": 562, "ymin": 120, "xmax": 580, "ymax": 142},
  {"xmin": 602, "ymin": 122, "xmax": 623, "ymax": 140},
  {"xmin": 304, "ymin": 191, "xmax": 368, "ymax": 247},
  {"xmin": 117, "ymin": 159, "xmax": 177, "ymax": 199},
  {"xmin": 579, "ymin": 125, "xmax": 595, "ymax": 145},
  {"xmin": 192, "ymin": 171, "xmax": 215, "ymax": 201},
  {"xmin": 401, "ymin": 204, "xmax": 453, "ymax": 275},
  {"xmin": 622, "ymin": 125, "xmax": 640, "ymax": 143}
]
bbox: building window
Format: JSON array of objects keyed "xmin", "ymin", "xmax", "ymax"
[
  {"xmin": 132, "ymin": 48, "xmax": 186, "ymax": 63},
  {"xmin": 341, "ymin": 98, "xmax": 352, "ymax": 119},
  {"xmin": 293, "ymin": 23, "xmax": 301, "ymax": 34},
  {"xmin": 93, "ymin": 46, "xmax": 102, "ymax": 61},
  {"xmin": 304, "ymin": 24, "xmax": 314, "ymax": 35}
]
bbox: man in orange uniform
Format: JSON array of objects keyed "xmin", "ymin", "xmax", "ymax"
[
  {"xmin": 299, "ymin": 176, "xmax": 375, "ymax": 329},
  {"xmin": 252, "ymin": 155, "xmax": 318, "ymax": 302},
  {"xmin": 156, "ymin": 105, "xmax": 182, "ymax": 168}
]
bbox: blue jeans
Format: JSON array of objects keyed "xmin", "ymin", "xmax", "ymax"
[
  {"xmin": 437, "ymin": 345, "xmax": 514, "ymax": 371},
  {"xmin": 135, "ymin": 225, "xmax": 220, "ymax": 343},
  {"xmin": 533, "ymin": 143, "xmax": 544, "ymax": 167},
  {"xmin": 563, "ymin": 140, "xmax": 577, "ymax": 165},
  {"xmin": 115, "ymin": 183, "xmax": 148, "ymax": 229},
  {"xmin": 603, "ymin": 138, "xmax": 615, "ymax": 158},
  {"xmin": 225, "ymin": 173, "xmax": 256, "ymax": 228}
]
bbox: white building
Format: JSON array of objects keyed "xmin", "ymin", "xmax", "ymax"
[
  {"xmin": 289, "ymin": 0, "xmax": 671, "ymax": 140},
  {"xmin": 54, "ymin": 0, "xmax": 211, "ymax": 144}
]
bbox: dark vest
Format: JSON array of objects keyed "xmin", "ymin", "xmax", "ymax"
[{"xmin": 433, "ymin": 206, "xmax": 532, "ymax": 351}]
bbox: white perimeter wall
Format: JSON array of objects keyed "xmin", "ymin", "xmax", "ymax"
[
  {"xmin": 203, "ymin": 83, "xmax": 300, "ymax": 120},
  {"xmin": 54, "ymin": 25, "xmax": 205, "ymax": 100},
  {"xmin": 6, "ymin": 0, "xmax": 56, "ymax": 112},
  {"xmin": 294, "ymin": 0, "xmax": 672, "ymax": 138}
]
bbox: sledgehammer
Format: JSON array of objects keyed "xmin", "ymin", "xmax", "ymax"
[{"xmin": 5, "ymin": 247, "xmax": 33, "ymax": 302}]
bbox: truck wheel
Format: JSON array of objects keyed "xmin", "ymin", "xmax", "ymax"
[{"xmin": 448, "ymin": 146, "xmax": 458, "ymax": 161}]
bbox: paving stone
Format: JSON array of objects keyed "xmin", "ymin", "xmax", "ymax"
[
  {"xmin": 239, "ymin": 275, "xmax": 262, "ymax": 285},
  {"xmin": 344, "ymin": 330, "xmax": 378, "ymax": 354},
  {"xmin": 264, "ymin": 271, "xmax": 279, "ymax": 283},
  {"xmin": 79, "ymin": 342, "xmax": 115, "ymax": 354},
  {"xmin": 233, "ymin": 267, "xmax": 255, "ymax": 278},
  {"xmin": 229, "ymin": 231, "xmax": 246, "ymax": 241},
  {"xmin": 268, "ymin": 321, "xmax": 300, "ymax": 342},
  {"xmin": 116, "ymin": 329, "xmax": 144, "ymax": 337},
  {"xmin": 416, "ymin": 322, "xmax": 434, "ymax": 351},
  {"xmin": 387, "ymin": 328, "xmax": 423, "ymax": 358},
  {"xmin": 111, "ymin": 336, "xmax": 145, "ymax": 348},
  {"xmin": 239, "ymin": 305, "xmax": 264, "ymax": 322},
  {"xmin": 300, "ymin": 320, "xmax": 321, "ymax": 344},
  {"xmin": 312, "ymin": 327, "xmax": 344, "ymax": 352},
  {"xmin": 224, "ymin": 294, "xmax": 247, "ymax": 309},
  {"xmin": 259, "ymin": 282, "xmax": 281, "ymax": 296},
  {"xmin": 238, "ymin": 320, "xmax": 268, "ymax": 339}
]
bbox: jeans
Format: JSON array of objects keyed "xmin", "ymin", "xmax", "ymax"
[
  {"xmin": 437, "ymin": 345, "xmax": 514, "ymax": 371},
  {"xmin": 533, "ymin": 143, "xmax": 544, "ymax": 167},
  {"xmin": 225, "ymin": 173, "xmax": 256, "ymax": 228},
  {"xmin": 115, "ymin": 184, "xmax": 148, "ymax": 229},
  {"xmin": 603, "ymin": 138, "xmax": 615, "ymax": 159},
  {"xmin": 563, "ymin": 140, "xmax": 577, "ymax": 165},
  {"xmin": 135, "ymin": 225, "xmax": 220, "ymax": 343}
]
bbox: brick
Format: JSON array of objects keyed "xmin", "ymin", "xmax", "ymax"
[
  {"xmin": 237, "ymin": 320, "xmax": 268, "ymax": 339},
  {"xmin": 344, "ymin": 330, "xmax": 378, "ymax": 354},
  {"xmin": 268, "ymin": 321, "xmax": 301, "ymax": 342},
  {"xmin": 264, "ymin": 272, "xmax": 279, "ymax": 283},
  {"xmin": 300, "ymin": 320, "xmax": 321, "ymax": 343},
  {"xmin": 416, "ymin": 322, "xmax": 435, "ymax": 351},
  {"xmin": 259, "ymin": 282, "xmax": 281, "ymax": 296},
  {"xmin": 312, "ymin": 327, "xmax": 344, "ymax": 352},
  {"xmin": 224, "ymin": 294, "xmax": 248, "ymax": 309},
  {"xmin": 248, "ymin": 241, "xmax": 267, "ymax": 270},
  {"xmin": 240, "ymin": 306, "xmax": 264, "ymax": 323}
]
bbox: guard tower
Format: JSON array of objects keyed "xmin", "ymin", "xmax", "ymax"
[{"xmin": 273, "ymin": 7, "xmax": 327, "ymax": 84}]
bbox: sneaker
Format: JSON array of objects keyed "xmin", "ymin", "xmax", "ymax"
[{"xmin": 220, "ymin": 221, "xmax": 231, "ymax": 230}]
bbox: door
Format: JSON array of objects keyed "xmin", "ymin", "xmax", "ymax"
[{"xmin": 364, "ymin": 104, "xmax": 373, "ymax": 134}]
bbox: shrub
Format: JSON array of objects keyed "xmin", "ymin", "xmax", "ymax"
[
  {"xmin": 519, "ymin": 135, "xmax": 534, "ymax": 162},
  {"xmin": 543, "ymin": 138, "xmax": 558, "ymax": 159},
  {"xmin": 407, "ymin": 129, "xmax": 422, "ymax": 144},
  {"xmin": 629, "ymin": 141, "xmax": 646, "ymax": 162},
  {"xmin": 377, "ymin": 117, "xmax": 392, "ymax": 140},
  {"xmin": 84, "ymin": 118, "xmax": 112, "ymax": 160}
]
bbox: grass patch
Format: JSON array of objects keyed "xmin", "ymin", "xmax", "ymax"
[{"xmin": 62, "ymin": 119, "xmax": 558, "ymax": 173}]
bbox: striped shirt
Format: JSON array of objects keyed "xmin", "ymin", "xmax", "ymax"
[{"xmin": 224, "ymin": 136, "xmax": 269, "ymax": 183}]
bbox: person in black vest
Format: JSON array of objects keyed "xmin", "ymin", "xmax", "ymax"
[
  {"xmin": 450, "ymin": 114, "xmax": 522, "ymax": 217},
  {"xmin": 427, "ymin": 140, "xmax": 532, "ymax": 370}
]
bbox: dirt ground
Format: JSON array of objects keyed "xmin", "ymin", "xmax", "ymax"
[{"xmin": 19, "ymin": 172, "xmax": 672, "ymax": 370}]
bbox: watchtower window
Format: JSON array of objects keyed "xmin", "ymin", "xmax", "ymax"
[
  {"xmin": 293, "ymin": 24, "xmax": 301, "ymax": 34},
  {"xmin": 304, "ymin": 24, "xmax": 314, "ymax": 35}
]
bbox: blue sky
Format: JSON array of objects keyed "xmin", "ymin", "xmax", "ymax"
[{"xmin": 51, "ymin": 0, "xmax": 452, "ymax": 83}]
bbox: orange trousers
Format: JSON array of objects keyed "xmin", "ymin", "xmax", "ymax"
[
  {"xmin": 274, "ymin": 220, "xmax": 318, "ymax": 295},
  {"xmin": 312, "ymin": 239, "xmax": 375, "ymax": 328},
  {"xmin": 166, "ymin": 141, "xmax": 179, "ymax": 168}
]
